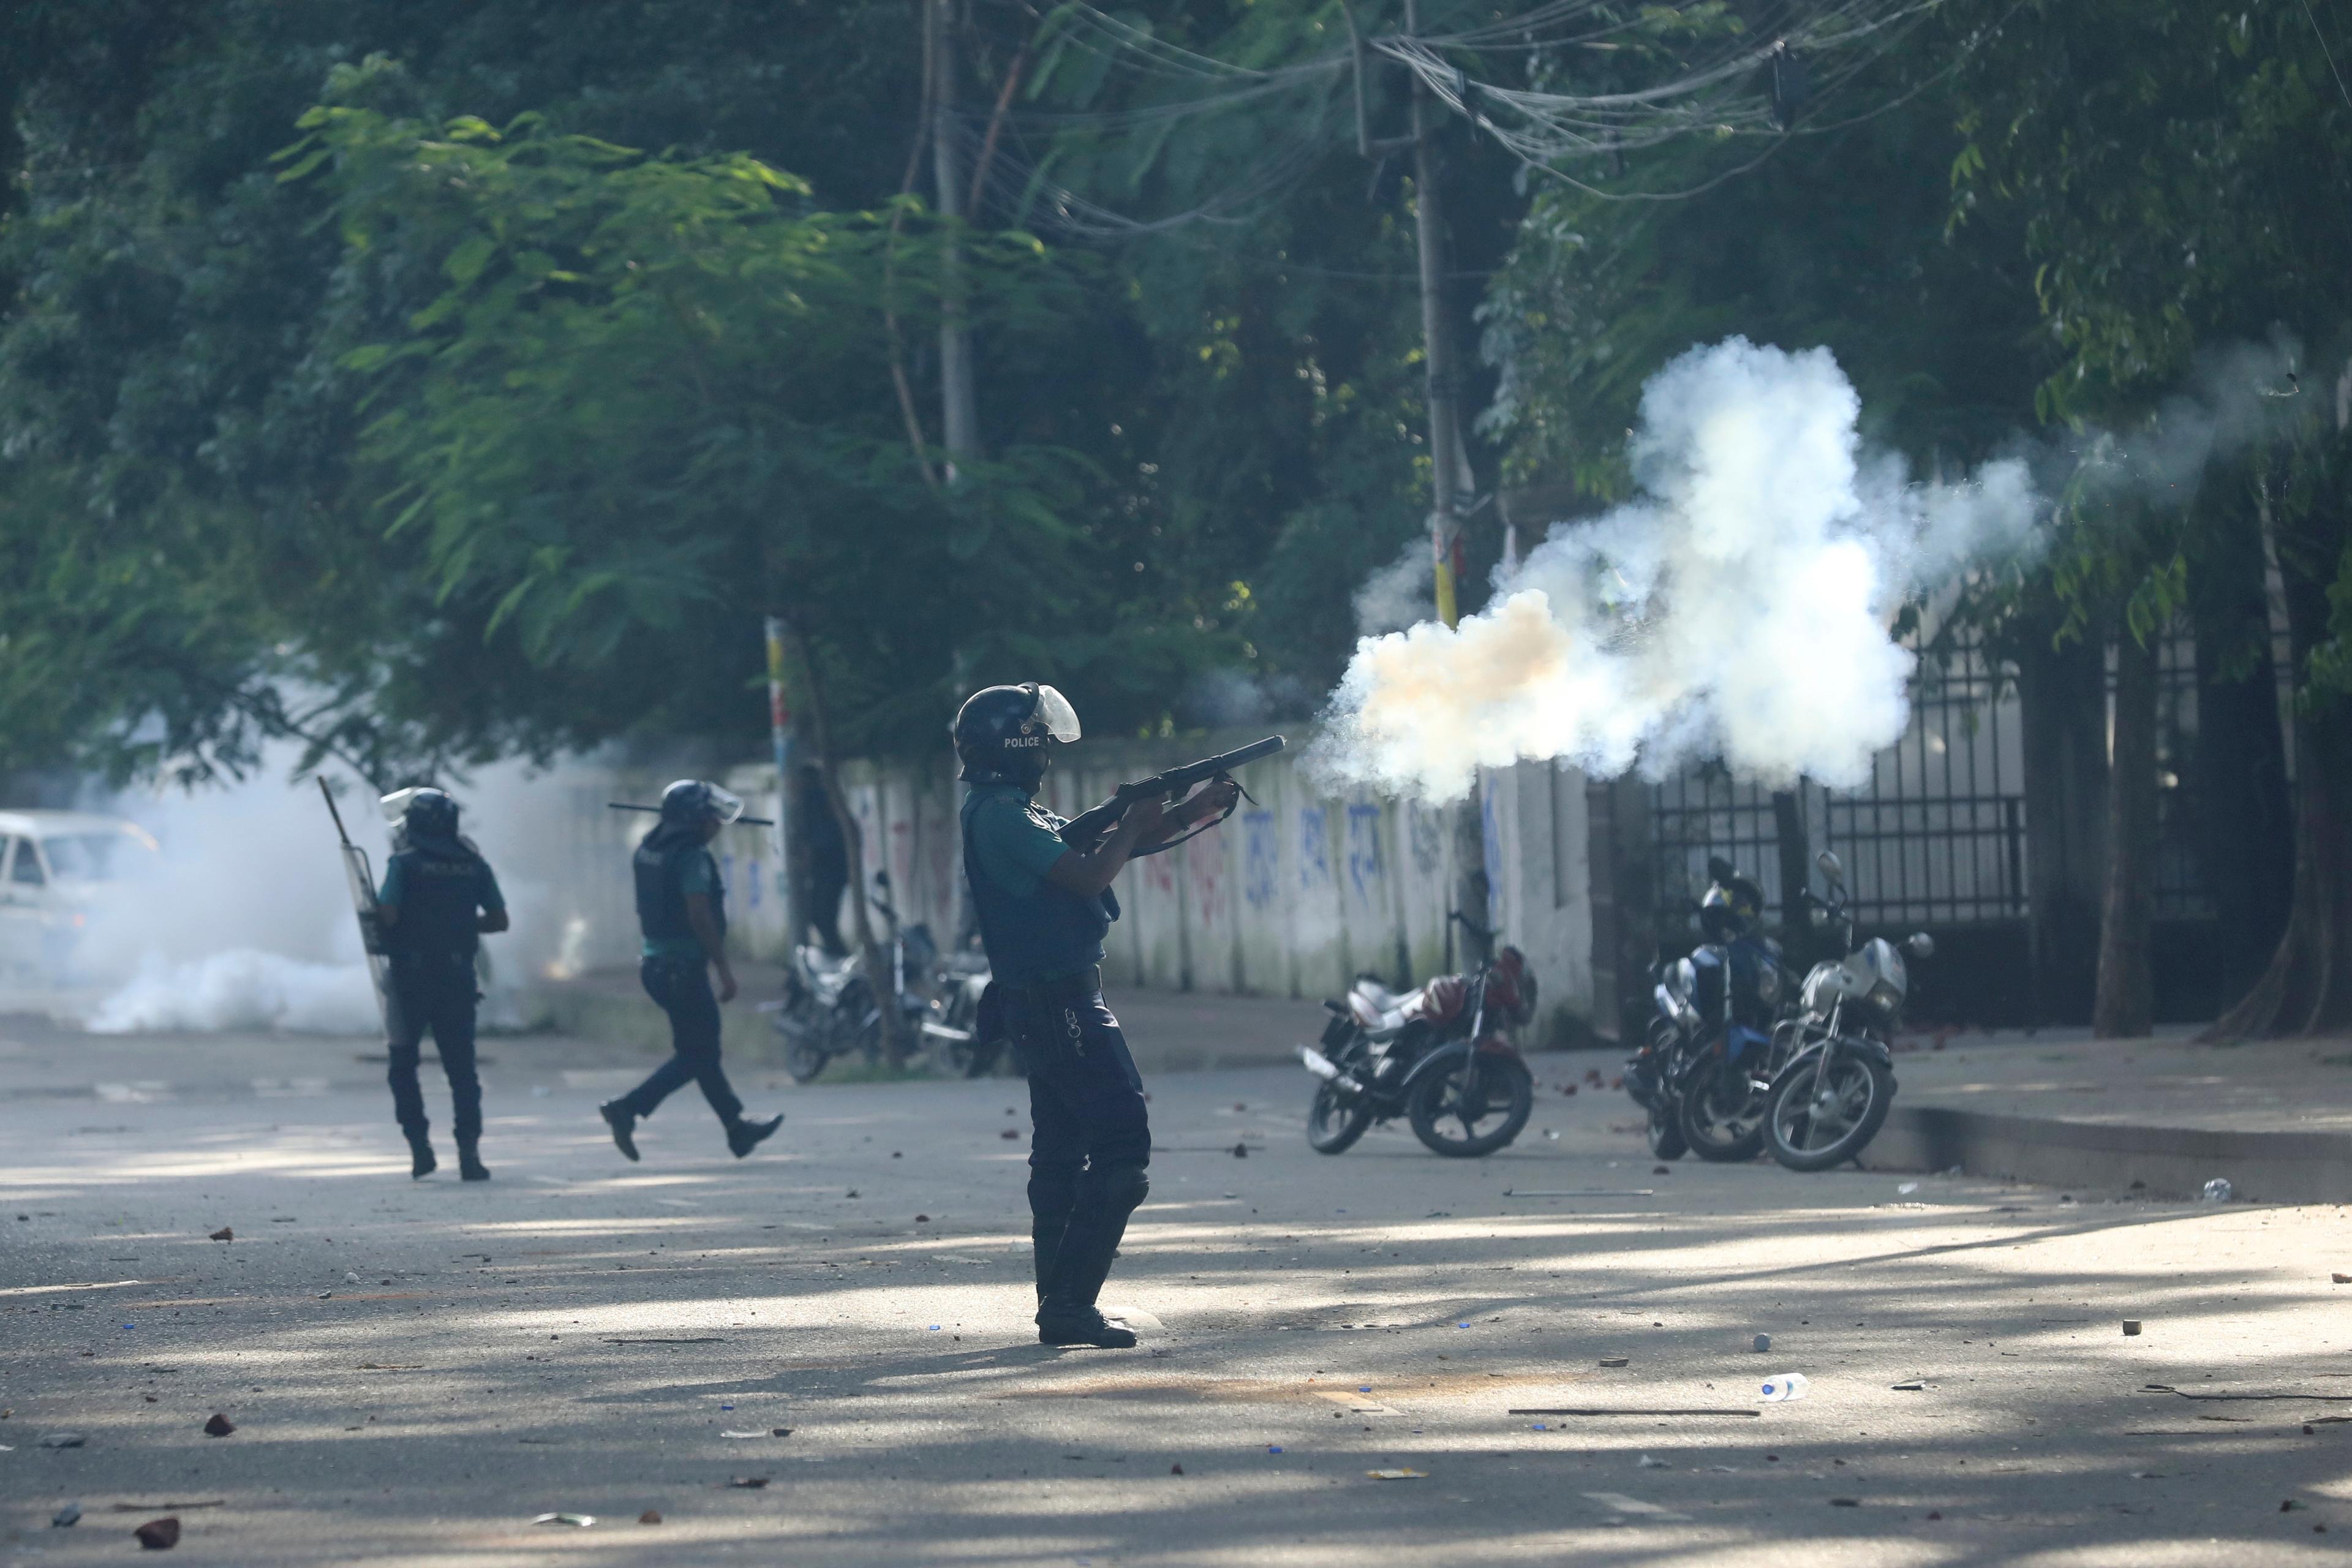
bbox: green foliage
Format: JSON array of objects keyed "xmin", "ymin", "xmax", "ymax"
[
  {"xmin": 286, "ymin": 94, "xmax": 1117, "ymax": 759},
  {"xmin": 1950, "ymin": 0, "xmax": 2352, "ymax": 688},
  {"xmin": 1478, "ymin": 22, "xmax": 2049, "ymax": 499}
]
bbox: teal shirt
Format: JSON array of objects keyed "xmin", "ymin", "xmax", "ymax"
[
  {"xmin": 965, "ymin": 784, "xmax": 1075, "ymax": 899},
  {"xmin": 643, "ymin": 849, "xmax": 718, "ymax": 960},
  {"xmin": 961, "ymin": 782, "xmax": 1108, "ymax": 984}
]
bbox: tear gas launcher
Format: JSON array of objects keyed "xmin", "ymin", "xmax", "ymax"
[
  {"xmin": 1059, "ymin": 735, "xmax": 1285, "ymax": 853},
  {"xmin": 317, "ymin": 778, "xmax": 402, "ymax": 1036}
]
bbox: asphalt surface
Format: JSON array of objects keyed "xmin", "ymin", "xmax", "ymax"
[{"xmin": 5, "ymin": 1025, "xmax": 2351, "ymax": 1565}]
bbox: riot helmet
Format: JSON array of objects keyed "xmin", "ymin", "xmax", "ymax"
[
  {"xmin": 381, "ymin": 786, "xmax": 461, "ymax": 847},
  {"xmin": 1698, "ymin": 856, "xmax": 1766, "ymax": 943},
  {"xmin": 952, "ymin": 682, "xmax": 1080, "ymax": 788},
  {"xmin": 658, "ymin": 778, "xmax": 746, "ymax": 828}
]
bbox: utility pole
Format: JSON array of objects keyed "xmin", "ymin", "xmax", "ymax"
[
  {"xmin": 931, "ymin": 0, "xmax": 980, "ymax": 475},
  {"xmin": 1390, "ymin": 0, "xmax": 1492, "ymax": 959}
]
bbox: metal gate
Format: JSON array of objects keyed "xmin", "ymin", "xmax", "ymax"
[{"xmin": 1647, "ymin": 624, "xmax": 2029, "ymax": 931}]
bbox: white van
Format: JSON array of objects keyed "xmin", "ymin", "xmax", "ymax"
[{"xmin": 0, "ymin": 810, "xmax": 160, "ymax": 982}]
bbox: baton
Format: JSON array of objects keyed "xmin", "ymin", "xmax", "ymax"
[{"xmin": 607, "ymin": 802, "xmax": 775, "ymax": 827}]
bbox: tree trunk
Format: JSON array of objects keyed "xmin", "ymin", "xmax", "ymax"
[
  {"xmin": 2205, "ymin": 521, "xmax": 2352, "ymax": 1039},
  {"xmin": 784, "ymin": 616, "xmax": 913, "ymax": 1068},
  {"xmin": 2188, "ymin": 483, "xmax": 2294, "ymax": 1001},
  {"xmin": 2094, "ymin": 628, "xmax": 2158, "ymax": 1038},
  {"xmin": 930, "ymin": 0, "xmax": 979, "ymax": 471},
  {"xmin": 2016, "ymin": 612, "xmax": 2107, "ymax": 1023}
]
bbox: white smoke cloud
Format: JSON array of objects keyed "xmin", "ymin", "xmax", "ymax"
[
  {"xmin": 1353, "ymin": 540, "xmax": 1438, "ymax": 635},
  {"xmin": 55, "ymin": 744, "xmax": 590, "ymax": 1035},
  {"xmin": 88, "ymin": 950, "xmax": 380, "ymax": 1034},
  {"xmin": 1320, "ymin": 338, "xmax": 2044, "ymax": 801}
]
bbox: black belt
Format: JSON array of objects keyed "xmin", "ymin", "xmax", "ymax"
[{"xmin": 1002, "ymin": 966, "xmax": 1101, "ymax": 1000}]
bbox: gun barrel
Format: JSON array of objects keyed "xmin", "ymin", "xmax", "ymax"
[
  {"xmin": 1166, "ymin": 734, "xmax": 1284, "ymax": 790},
  {"xmin": 1207, "ymin": 734, "xmax": 1285, "ymax": 772}
]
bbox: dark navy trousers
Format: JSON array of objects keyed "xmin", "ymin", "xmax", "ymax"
[
  {"xmin": 386, "ymin": 951, "xmax": 481, "ymax": 1142},
  {"xmin": 617, "ymin": 955, "xmax": 744, "ymax": 1125},
  {"xmin": 1009, "ymin": 981, "xmax": 1152, "ymax": 1186}
]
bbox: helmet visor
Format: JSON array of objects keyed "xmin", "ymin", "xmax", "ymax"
[
  {"xmin": 704, "ymin": 784, "xmax": 747, "ymax": 825},
  {"xmin": 1033, "ymin": 685, "xmax": 1082, "ymax": 743},
  {"xmin": 379, "ymin": 787, "xmax": 428, "ymax": 824}
]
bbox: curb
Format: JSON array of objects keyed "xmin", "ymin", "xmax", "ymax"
[{"xmin": 1872, "ymin": 1104, "xmax": 2352, "ymax": 1204}]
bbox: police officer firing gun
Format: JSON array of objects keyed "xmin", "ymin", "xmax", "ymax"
[{"xmin": 954, "ymin": 682, "xmax": 1281, "ymax": 1349}]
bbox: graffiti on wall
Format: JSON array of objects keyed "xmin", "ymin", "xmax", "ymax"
[
  {"xmin": 1298, "ymin": 805, "xmax": 1331, "ymax": 891},
  {"xmin": 1242, "ymin": 809, "xmax": 1278, "ymax": 910},
  {"xmin": 1344, "ymin": 803, "xmax": 1384, "ymax": 910}
]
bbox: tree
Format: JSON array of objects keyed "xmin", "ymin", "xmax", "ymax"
[
  {"xmin": 1949, "ymin": 0, "xmax": 2351, "ymax": 1035},
  {"xmin": 288, "ymin": 93, "xmax": 1093, "ymax": 1057}
]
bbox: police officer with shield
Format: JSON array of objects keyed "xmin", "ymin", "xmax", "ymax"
[
  {"xmin": 376, "ymin": 788, "xmax": 508, "ymax": 1181},
  {"xmin": 954, "ymin": 683, "xmax": 1237, "ymax": 1348},
  {"xmin": 600, "ymin": 780, "xmax": 784, "ymax": 1161}
]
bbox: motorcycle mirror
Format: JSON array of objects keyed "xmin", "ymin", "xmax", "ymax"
[
  {"xmin": 1905, "ymin": 932, "xmax": 1936, "ymax": 959},
  {"xmin": 874, "ymin": 869, "xmax": 891, "ymax": 888},
  {"xmin": 1815, "ymin": 849, "xmax": 1845, "ymax": 886}
]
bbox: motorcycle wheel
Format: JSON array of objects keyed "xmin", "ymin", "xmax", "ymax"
[
  {"xmin": 1306, "ymin": 1082, "xmax": 1373, "ymax": 1154},
  {"xmin": 1678, "ymin": 1054, "xmax": 1767, "ymax": 1163},
  {"xmin": 1406, "ymin": 1054, "xmax": 1533, "ymax": 1158},
  {"xmin": 775, "ymin": 998, "xmax": 831, "ymax": 1084},
  {"xmin": 1764, "ymin": 1049, "xmax": 1895, "ymax": 1171},
  {"xmin": 1646, "ymin": 1094, "xmax": 1688, "ymax": 1160}
]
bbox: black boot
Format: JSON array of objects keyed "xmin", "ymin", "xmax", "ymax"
[
  {"xmin": 599, "ymin": 1101, "xmax": 641, "ymax": 1162},
  {"xmin": 1028, "ymin": 1167, "xmax": 1077, "ymax": 1307},
  {"xmin": 726, "ymin": 1113, "xmax": 783, "ymax": 1159},
  {"xmin": 456, "ymin": 1139, "xmax": 491, "ymax": 1182},
  {"xmin": 1036, "ymin": 1162, "xmax": 1148, "ymax": 1348},
  {"xmin": 407, "ymin": 1134, "xmax": 437, "ymax": 1180}
]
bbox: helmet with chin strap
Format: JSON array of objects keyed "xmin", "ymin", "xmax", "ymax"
[
  {"xmin": 1699, "ymin": 855, "xmax": 1766, "ymax": 942},
  {"xmin": 380, "ymin": 786, "xmax": 461, "ymax": 846},
  {"xmin": 658, "ymin": 778, "xmax": 746, "ymax": 827},
  {"xmin": 952, "ymin": 682, "xmax": 1081, "ymax": 788}
]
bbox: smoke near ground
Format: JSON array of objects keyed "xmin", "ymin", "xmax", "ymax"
[
  {"xmin": 53, "ymin": 747, "xmax": 578, "ymax": 1035},
  {"xmin": 1319, "ymin": 339, "xmax": 2042, "ymax": 801}
]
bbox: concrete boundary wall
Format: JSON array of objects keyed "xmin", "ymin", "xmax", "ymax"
[
  {"xmin": 820, "ymin": 731, "xmax": 1599, "ymax": 1042},
  {"xmin": 522, "ymin": 737, "xmax": 1601, "ymax": 1043}
]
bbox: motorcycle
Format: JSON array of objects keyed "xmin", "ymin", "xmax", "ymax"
[
  {"xmin": 772, "ymin": 870, "xmax": 937, "ymax": 1082},
  {"xmin": 917, "ymin": 940, "xmax": 1007, "ymax": 1077},
  {"xmin": 1296, "ymin": 925, "xmax": 1538, "ymax": 1159},
  {"xmin": 1626, "ymin": 858, "xmax": 1790, "ymax": 1163},
  {"xmin": 1760, "ymin": 850, "xmax": 1934, "ymax": 1170}
]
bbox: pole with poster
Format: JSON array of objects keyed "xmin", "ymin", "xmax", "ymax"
[{"xmin": 764, "ymin": 616, "xmax": 799, "ymax": 952}]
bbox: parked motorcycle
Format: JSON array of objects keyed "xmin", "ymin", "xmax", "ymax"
[
  {"xmin": 1626, "ymin": 858, "xmax": 1789, "ymax": 1163},
  {"xmin": 772, "ymin": 870, "xmax": 937, "ymax": 1082},
  {"xmin": 1761, "ymin": 850, "xmax": 1933, "ymax": 1170},
  {"xmin": 917, "ymin": 940, "xmax": 1006, "ymax": 1077},
  {"xmin": 1297, "ymin": 928, "xmax": 1538, "ymax": 1158}
]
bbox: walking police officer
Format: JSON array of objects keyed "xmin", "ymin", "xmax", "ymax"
[
  {"xmin": 954, "ymin": 683, "xmax": 1237, "ymax": 1348},
  {"xmin": 376, "ymin": 788, "xmax": 507, "ymax": 1181},
  {"xmin": 600, "ymin": 780, "xmax": 783, "ymax": 1161}
]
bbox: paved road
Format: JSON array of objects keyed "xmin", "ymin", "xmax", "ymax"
[{"xmin": 4, "ymin": 1025, "xmax": 2350, "ymax": 1564}]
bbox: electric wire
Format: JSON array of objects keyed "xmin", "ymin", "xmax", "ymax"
[{"xmin": 976, "ymin": 0, "xmax": 1965, "ymax": 233}]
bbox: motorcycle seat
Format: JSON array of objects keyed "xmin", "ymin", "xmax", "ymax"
[{"xmin": 796, "ymin": 944, "xmax": 858, "ymax": 979}]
